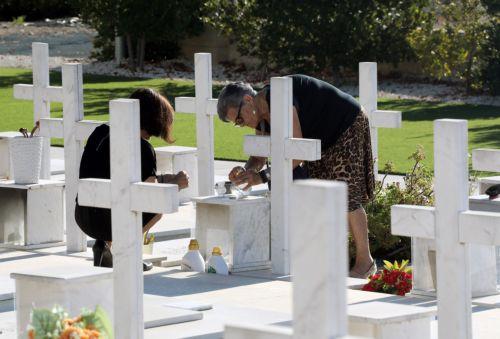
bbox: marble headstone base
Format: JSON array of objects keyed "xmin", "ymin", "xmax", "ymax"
[
  {"xmin": 411, "ymin": 236, "xmax": 498, "ymax": 298},
  {"xmin": 193, "ymin": 195, "xmax": 271, "ymax": 272},
  {"xmin": 470, "ymin": 195, "xmax": 500, "ymax": 284},
  {"xmin": 0, "ymin": 180, "xmax": 64, "ymax": 248}
]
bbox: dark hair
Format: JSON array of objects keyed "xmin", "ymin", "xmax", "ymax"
[
  {"xmin": 217, "ymin": 82, "xmax": 257, "ymax": 122},
  {"xmin": 130, "ymin": 88, "xmax": 174, "ymax": 143}
]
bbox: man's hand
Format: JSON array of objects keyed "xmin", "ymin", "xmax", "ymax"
[
  {"xmin": 229, "ymin": 167, "xmax": 262, "ymax": 190},
  {"xmin": 228, "ymin": 166, "xmax": 246, "ymax": 182}
]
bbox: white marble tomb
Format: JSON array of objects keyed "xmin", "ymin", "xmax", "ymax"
[
  {"xmin": 193, "ymin": 195, "xmax": 271, "ymax": 272},
  {"xmin": 0, "ymin": 180, "xmax": 64, "ymax": 248}
]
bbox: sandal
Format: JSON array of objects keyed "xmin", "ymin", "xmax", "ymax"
[{"xmin": 349, "ymin": 261, "xmax": 377, "ymax": 279}]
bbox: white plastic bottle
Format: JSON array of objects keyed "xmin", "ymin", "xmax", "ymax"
[
  {"xmin": 206, "ymin": 247, "xmax": 229, "ymax": 275},
  {"xmin": 181, "ymin": 239, "xmax": 206, "ymax": 272}
]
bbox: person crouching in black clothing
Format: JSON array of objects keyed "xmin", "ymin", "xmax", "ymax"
[{"xmin": 75, "ymin": 88, "xmax": 189, "ymax": 271}]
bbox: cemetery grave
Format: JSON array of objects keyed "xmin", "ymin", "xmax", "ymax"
[{"xmin": 1, "ymin": 41, "xmax": 500, "ymax": 339}]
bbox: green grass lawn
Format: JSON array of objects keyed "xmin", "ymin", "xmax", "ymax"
[{"xmin": 1, "ymin": 67, "xmax": 499, "ymax": 175}]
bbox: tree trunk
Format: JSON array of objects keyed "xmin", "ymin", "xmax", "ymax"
[
  {"xmin": 126, "ymin": 34, "xmax": 136, "ymax": 71},
  {"xmin": 137, "ymin": 35, "xmax": 146, "ymax": 71}
]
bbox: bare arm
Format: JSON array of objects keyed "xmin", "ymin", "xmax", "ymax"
[{"xmin": 143, "ymin": 175, "xmax": 161, "ymax": 234}]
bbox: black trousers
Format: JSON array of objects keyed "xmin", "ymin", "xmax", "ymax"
[{"xmin": 75, "ymin": 201, "xmax": 155, "ymax": 242}]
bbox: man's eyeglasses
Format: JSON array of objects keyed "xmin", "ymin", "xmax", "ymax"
[{"xmin": 234, "ymin": 100, "xmax": 244, "ymax": 127}]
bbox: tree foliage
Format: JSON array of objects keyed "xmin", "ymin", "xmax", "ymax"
[
  {"xmin": 78, "ymin": 0, "xmax": 204, "ymax": 69},
  {"xmin": 203, "ymin": 0, "xmax": 432, "ymax": 73},
  {"xmin": 407, "ymin": 0, "xmax": 496, "ymax": 93},
  {"xmin": 481, "ymin": 0, "xmax": 500, "ymax": 94}
]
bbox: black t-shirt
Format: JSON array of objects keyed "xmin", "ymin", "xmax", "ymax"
[
  {"xmin": 260, "ymin": 74, "xmax": 360, "ymax": 148},
  {"xmin": 79, "ymin": 124, "xmax": 156, "ymax": 181}
]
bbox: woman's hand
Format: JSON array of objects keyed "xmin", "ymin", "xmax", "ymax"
[
  {"xmin": 173, "ymin": 171, "xmax": 189, "ymax": 190},
  {"xmin": 158, "ymin": 171, "xmax": 189, "ymax": 190}
]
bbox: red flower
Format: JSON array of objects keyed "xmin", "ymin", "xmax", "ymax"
[
  {"xmin": 362, "ymin": 284, "xmax": 375, "ymax": 292},
  {"xmin": 361, "ymin": 260, "xmax": 412, "ymax": 296}
]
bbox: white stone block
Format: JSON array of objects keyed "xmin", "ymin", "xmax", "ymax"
[
  {"xmin": 391, "ymin": 205, "xmax": 435, "ymax": 239},
  {"xmin": 290, "ymin": 180, "xmax": 347, "ymax": 339},
  {"xmin": 0, "ymin": 180, "xmax": 64, "ymax": 247},
  {"xmin": 225, "ymin": 323, "xmax": 292, "ymax": 339},
  {"xmin": 193, "ymin": 196, "xmax": 271, "ymax": 272},
  {"xmin": 0, "ymin": 132, "xmax": 18, "ymax": 179},
  {"xmin": 155, "ymin": 146, "xmax": 198, "ymax": 203},
  {"xmin": 404, "ymin": 196, "xmax": 499, "ymax": 297},
  {"xmin": 472, "ymin": 149, "xmax": 500, "ymax": 172},
  {"xmin": 11, "ymin": 266, "xmax": 113, "ymax": 338},
  {"xmin": 469, "ymin": 194, "xmax": 500, "ymax": 284},
  {"xmin": 348, "ymin": 301, "xmax": 434, "ymax": 339},
  {"xmin": 478, "ymin": 176, "xmax": 500, "ymax": 194},
  {"xmin": 411, "ymin": 237, "xmax": 497, "ymax": 298}
]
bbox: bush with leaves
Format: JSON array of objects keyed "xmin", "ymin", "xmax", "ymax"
[
  {"xmin": 481, "ymin": 0, "xmax": 500, "ymax": 94},
  {"xmin": 203, "ymin": 0, "xmax": 431, "ymax": 74},
  {"xmin": 78, "ymin": 0, "xmax": 204, "ymax": 69},
  {"xmin": 350, "ymin": 146, "xmax": 434, "ymax": 262},
  {"xmin": 407, "ymin": 0, "xmax": 496, "ymax": 93}
]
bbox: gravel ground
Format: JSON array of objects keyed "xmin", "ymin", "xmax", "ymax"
[{"xmin": 1, "ymin": 19, "xmax": 499, "ymax": 107}]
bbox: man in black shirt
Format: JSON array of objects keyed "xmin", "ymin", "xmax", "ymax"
[
  {"xmin": 217, "ymin": 76, "xmax": 376, "ymax": 278},
  {"xmin": 75, "ymin": 88, "xmax": 189, "ymax": 271}
]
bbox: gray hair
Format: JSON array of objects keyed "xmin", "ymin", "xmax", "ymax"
[{"xmin": 217, "ymin": 82, "xmax": 257, "ymax": 122}]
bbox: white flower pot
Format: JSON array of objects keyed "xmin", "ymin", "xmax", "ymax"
[{"xmin": 9, "ymin": 136, "xmax": 43, "ymax": 184}]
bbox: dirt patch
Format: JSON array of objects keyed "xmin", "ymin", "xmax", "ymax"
[{"xmin": 0, "ymin": 18, "xmax": 96, "ymax": 57}]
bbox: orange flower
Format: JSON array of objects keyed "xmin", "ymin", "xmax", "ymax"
[{"xmin": 60, "ymin": 326, "xmax": 86, "ymax": 339}]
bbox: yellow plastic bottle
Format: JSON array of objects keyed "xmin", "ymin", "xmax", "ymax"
[
  {"xmin": 181, "ymin": 239, "xmax": 206, "ymax": 272},
  {"xmin": 206, "ymin": 246, "xmax": 229, "ymax": 275}
]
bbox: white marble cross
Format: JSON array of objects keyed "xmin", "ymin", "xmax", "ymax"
[
  {"xmin": 391, "ymin": 119, "xmax": 500, "ymax": 339},
  {"xmin": 37, "ymin": 63, "xmax": 103, "ymax": 253},
  {"xmin": 243, "ymin": 77, "xmax": 321, "ymax": 275},
  {"xmin": 225, "ymin": 179, "xmax": 348, "ymax": 339},
  {"xmin": 359, "ymin": 62, "xmax": 402, "ymax": 174},
  {"xmin": 472, "ymin": 148, "xmax": 500, "ymax": 172},
  {"xmin": 77, "ymin": 99, "xmax": 179, "ymax": 339},
  {"xmin": 174, "ymin": 53, "xmax": 218, "ymax": 196},
  {"xmin": 13, "ymin": 42, "xmax": 62, "ymax": 179}
]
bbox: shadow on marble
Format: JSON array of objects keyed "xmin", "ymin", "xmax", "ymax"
[{"xmin": 144, "ymin": 269, "xmax": 281, "ymax": 298}]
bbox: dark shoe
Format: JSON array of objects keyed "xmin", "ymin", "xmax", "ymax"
[
  {"xmin": 143, "ymin": 261, "xmax": 153, "ymax": 272},
  {"xmin": 92, "ymin": 240, "xmax": 113, "ymax": 268}
]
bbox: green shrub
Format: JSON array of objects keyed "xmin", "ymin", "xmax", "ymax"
[
  {"xmin": 203, "ymin": 0, "xmax": 431, "ymax": 74},
  {"xmin": 350, "ymin": 146, "xmax": 434, "ymax": 262},
  {"xmin": 407, "ymin": 0, "xmax": 496, "ymax": 93},
  {"xmin": 481, "ymin": 2, "xmax": 500, "ymax": 94},
  {"xmin": 78, "ymin": 0, "xmax": 204, "ymax": 69}
]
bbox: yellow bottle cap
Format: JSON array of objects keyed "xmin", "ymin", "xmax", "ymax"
[
  {"xmin": 188, "ymin": 239, "xmax": 199, "ymax": 250},
  {"xmin": 212, "ymin": 246, "xmax": 222, "ymax": 256}
]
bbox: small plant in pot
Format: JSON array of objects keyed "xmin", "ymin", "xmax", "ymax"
[{"xmin": 11, "ymin": 121, "xmax": 43, "ymax": 184}]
